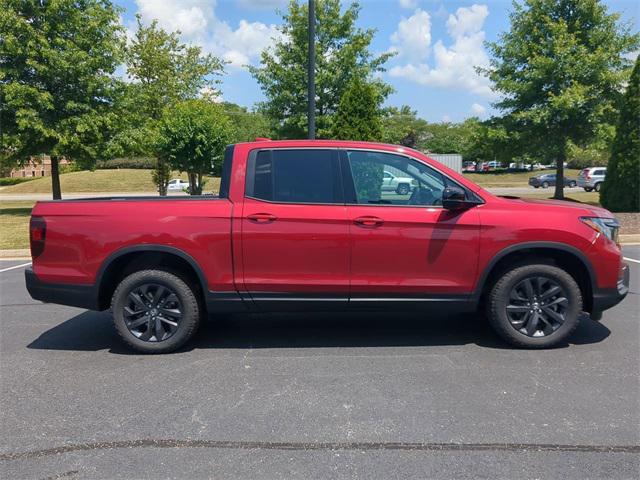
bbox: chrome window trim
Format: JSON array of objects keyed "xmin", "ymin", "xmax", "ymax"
[{"xmin": 243, "ymin": 145, "xmax": 485, "ymax": 207}]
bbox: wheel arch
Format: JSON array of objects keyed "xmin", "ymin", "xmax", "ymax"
[
  {"xmin": 96, "ymin": 245, "xmax": 208, "ymax": 311},
  {"xmin": 474, "ymin": 242, "xmax": 596, "ymax": 312}
]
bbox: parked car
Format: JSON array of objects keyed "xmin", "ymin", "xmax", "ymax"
[
  {"xmin": 382, "ymin": 170, "xmax": 415, "ymax": 195},
  {"xmin": 528, "ymin": 173, "xmax": 577, "ymax": 189},
  {"xmin": 167, "ymin": 179, "xmax": 190, "ymax": 191},
  {"xmin": 26, "ymin": 140, "xmax": 629, "ymax": 353},
  {"xmin": 578, "ymin": 167, "xmax": 607, "ymax": 192},
  {"xmin": 462, "ymin": 161, "xmax": 476, "ymax": 172}
]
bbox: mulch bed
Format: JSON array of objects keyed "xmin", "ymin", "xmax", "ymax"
[{"xmin": 616, "ymin": 213, "xmax": 640, "ymax": 234}]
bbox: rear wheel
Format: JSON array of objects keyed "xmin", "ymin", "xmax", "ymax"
[
  {"xmin": 487, "ymin": 264, "xmax": 582, "ymax": 348},
  {"xmin": 111, "ymin": 269, "xmax": 201, "ymax": 353},
  {"xmin": 541, "ymin": 181, "xmax": 549, "ymax": 188},
  {"xmin": 569, "ymin": 181, "xmax": 577, "ymax": 188}
]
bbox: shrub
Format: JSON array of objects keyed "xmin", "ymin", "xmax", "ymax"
[{"xmin": 600, "ymin": 58, "xmax": 640, "ymax": 212}]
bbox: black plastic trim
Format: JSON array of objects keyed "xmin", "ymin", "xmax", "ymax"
[
  {"xmin": 472, "ymin": 241, "xmax": 598, "ymax": 303},
  {"xmin": 25, "ymin": 268, "xmax": 99, "ymax": 310},
  {"xmin": 592, "ymin": 264, "xmax": 629, "ymax": 314}
]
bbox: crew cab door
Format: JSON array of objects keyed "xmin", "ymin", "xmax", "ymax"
[
  {"xmin": 342, "ymin": 149, "xmax": 481, "ymax": 303},
  {"xmin": 241, "ymin": 148, "xmax": 350, "ymax": 308}
]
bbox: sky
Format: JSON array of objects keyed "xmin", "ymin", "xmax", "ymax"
[{"xmin": 114, "ymin": 0, "xmax": 640, "ymax": 123}]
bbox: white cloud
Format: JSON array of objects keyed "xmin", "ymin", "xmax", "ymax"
[
  {"xmin": 133, "ymin": 0, "xmax": 281, "ymax": 70},
  {"xmin": 471, "ymin": 102, "xmax": 486, "ymax": 115},
  {"xmin": 390, "ymin": 9, "xmax": 432, "ymax": 62},
  {"xmin": 398, "ymin": 0, "xmax": 418, "ymax": 8},
  {"xmin": 389, "ymin": 3, "xmax": 494, "ymax": 97},
  {"xmin": 136, "ymin": 0, "xmax": 213, "ymax": 37},
  {"xmin": 213, "ymin": 20, "xmax": 281, "ymax": 68}
]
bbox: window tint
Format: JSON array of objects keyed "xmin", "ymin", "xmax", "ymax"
[
  {"xmin": 345, "ymin": 150, "xmax": 451, "ymax": 206},
  {"xmin": 246, "ymin": 149, "xmax": 341, "ymax": 204},
  {"xmin": 594, "ymin": 169, "xmax": 606, "ymax": 176}
]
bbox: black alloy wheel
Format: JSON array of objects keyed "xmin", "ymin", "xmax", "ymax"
[
  {"xmin": 505, "ymin": 276, "xmax": 568, "ymax": 337},
  {"xmin": 123, "ymin": 283, "xmax": 182, "ymax": 342}
]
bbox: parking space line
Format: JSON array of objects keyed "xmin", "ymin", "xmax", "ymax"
[
  {"xmin": 0, "ymin": 262, "xmax": 32, "ymax": 273},
  {"xmin": 623, "ymin": 257, "xmax": 640, "ymax": 264}
]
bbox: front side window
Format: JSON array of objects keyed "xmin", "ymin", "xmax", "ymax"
[
  {"xmin": 246, "ymin": 149, "xmax": 341, "ymax": 204},
  {"xmin": 345, "ymin": 150, "xmax": 451, "ymax": 206}
]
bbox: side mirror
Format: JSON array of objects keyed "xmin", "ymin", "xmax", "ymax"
[{"xmin": 442, "ymin": 186, "xmax": 473, "ymax": 210}]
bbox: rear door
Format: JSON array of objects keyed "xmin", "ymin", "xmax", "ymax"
[
  {"xmin": 241, "ymin": 148, "xmax": 350, "ymax": 308},
  {"xmin": 342, "ymin": 149, "xmax": 481, "ymax": 303}
]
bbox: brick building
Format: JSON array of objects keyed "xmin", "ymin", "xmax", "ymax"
[{"xmin": 9, "ymin": 155, "xmax": 70, "ymax": 178}]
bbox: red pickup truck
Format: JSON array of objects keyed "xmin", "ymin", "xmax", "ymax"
[{"xmin": 26, "ymin": 140, "xmax": 629, "ymax": 353}]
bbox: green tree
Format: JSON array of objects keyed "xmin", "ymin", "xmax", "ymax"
[
  {"xmin": 0, "ymin": 0, "xmax": 124, "ymax": 199},
  {"xmin": 381, "ymin": 106, "xmax": 430, "ymax": 148},
  {"xmin": 600, "ymin": 57, "xmax": 640, "ymax": 212},
  {"xmin": 115, "ymin": 16, "xmax": 225, "ymax": 195},
  {"xmin": 330, "ymin": 77, "xmax": 383, "ymax": 141},
  {"xmin": 156, "ymin": 99, "xmax": 233, "ymax": 195},
  {"xmin": 222, "ymin": 103, "xmax": 272, "ymax": 142},
  {"xmin": 484, "ymin": 0, "xmax": 639, "ymax": 199},
  {"xmin": 250, "ymin": 0, "xmax": 394, "ymax": 138}
]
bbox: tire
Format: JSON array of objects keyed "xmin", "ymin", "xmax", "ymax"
[
  {"xmin": 533, "ymin": 185, "xmax": 539, "ymax": 189},
  {"xmin": 396, "ymin": 184, "xmax": 410, "ymax": 195},
  {"xmin": 487, "ymin": 264, "xmax": 582, "ymax": 348},
  {"xmin": 594, "ymin": 182, "xmax": 602, "ymax": 192},
  {"xmin": 584, "ymin": 187, "xmax": 593, "ymax": 192},
  {"xmin": 111, "ymin": 269, "xmax": 201, "ymax": 353},
  {"xmin": 541, "ymin": 181, "xmax": 549, "ymax": 188},
  {"xmin": 569, "ymin": 181, "xmax": 577, "ymax": 188}
]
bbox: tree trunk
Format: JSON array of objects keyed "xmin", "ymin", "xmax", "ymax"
[
  {"xmin": 553, "ymin": 142, "xmax": 567, "ymax": 200},
  {"xmin": 50, "ymin": 155, "xmax": 62, "ymax": 200},
  {"xmin": 156, "ymin": 158, "xmax": 169, "ymax": 196}
]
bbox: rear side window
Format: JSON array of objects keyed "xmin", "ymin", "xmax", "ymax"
[
  {"xmin": 246, "ymin": 149, "xmax": 342, "ymax": 204},
  {"xmin": 594, "ymin": 169, "xmax": 606, "ymax": 176}
]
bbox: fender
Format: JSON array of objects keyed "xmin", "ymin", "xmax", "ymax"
[
  {"xmin": 472, "ymin": 241, "xmax": 597, "ymax": 302},
  {"xmin": 96, "ymin": 244, "xmax": 209, "ymax": 298},
  {"xmin": 96, "ymin": 244, "xmax": 248, "ymax": 313}
]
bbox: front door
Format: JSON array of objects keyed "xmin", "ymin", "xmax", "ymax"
[
  {"xmin": 342, "ymin": 149, "xmax": 481, "ymax": 303},
  {"xmin": 241, "ymin": 148, "xmax": 350, "ymax": 308}
]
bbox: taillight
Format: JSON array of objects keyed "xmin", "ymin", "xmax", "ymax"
[{"xmin": 30, "ymin": 216, "xmax": 46, "ymax": 257}]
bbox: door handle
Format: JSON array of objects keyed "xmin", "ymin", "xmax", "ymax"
[
  {"xmin": 354, "ymin": 216, "xmax": 384, "ymax": 227},
  {"xmin": 247, "ymin": 213, "xmax": 277, "ymax": 223}
]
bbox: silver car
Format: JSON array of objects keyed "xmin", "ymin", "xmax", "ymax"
[{"xmin": 577, "ymin": 167, "xmax": 606, "ymax": 192}]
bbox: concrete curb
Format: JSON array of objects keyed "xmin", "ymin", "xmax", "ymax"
[{"xmin": 0, "ymin": 249, "xmax": 30, "ymax": 258}]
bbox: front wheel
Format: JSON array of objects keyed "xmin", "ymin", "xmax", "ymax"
[
  {"xmin": 594, "ymin": 182, "xmax": 602, "ymax": 192},
  {"xmin": 111, "ymin": 269, "xmax": 201, "ymax": 353},
  {"xmin": 569, "ymin": 181, "xmax": 577, "ymax": 188},
  {"xmin": 487, "ymin": 264, "xmax": 582, "ymax": 348},
  {"xmin": 541, "ymin": 181, "xmax": 549, "ymax": 188},
  {"xmin": 584, "ymin": 187, "xmax": 593, "ymax": 192}
]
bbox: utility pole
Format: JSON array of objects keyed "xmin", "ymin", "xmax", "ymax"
[{"xmin": 307, "ymin": 0, "xmax": 316, "ymax": 139}]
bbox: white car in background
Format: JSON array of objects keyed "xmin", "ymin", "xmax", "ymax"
[
  {"xmin": 167, "ymin": 179, "xmax": 190, "ymax": 191},
  {"xmin": 382, "ymin": 170, "xmax": 415, "ymax": 195},
  {"xmin": 578, "ymin": 167, "xmax": 607, "ymax": 192}
]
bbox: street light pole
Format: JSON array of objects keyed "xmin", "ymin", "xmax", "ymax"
[{"xmin": 307, "ymin": 0, "xmax": 316, "ymax": 139}]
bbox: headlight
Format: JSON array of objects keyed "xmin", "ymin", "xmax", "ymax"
[{"xmin": 580, "ymin": 217, "xmax": 620, "ymax": 243}]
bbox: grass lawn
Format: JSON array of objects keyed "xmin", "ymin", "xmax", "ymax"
[
  {"xmin": 0, "ymin": 169, "xmax": 220, "ymax": 194},
  {"xmin": 0, "ymin": 200, "xmax": 35, "ymax": 250},
  {"xmin": 464, "ymin": 169, "xmax": 583, "ymax": 187},
  {"xmin": 514, "ymin": 190, "xmax": 601, "ymax": 206}
]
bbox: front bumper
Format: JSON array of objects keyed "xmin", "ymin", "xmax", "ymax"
[
  {"xmin": 591, "ymin": 264, "xmax": 630, "ymax": 316},
  {"xmin": 25, "ymin": 268, "xmax": 100, "ymax": 310}
]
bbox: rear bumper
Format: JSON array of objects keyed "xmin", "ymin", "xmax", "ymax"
[
  {"xmin": 25, "ymin": 268, "xmax": 100, "ymax": 310},
  {"xmin": 591, "ymin": 264, "xmax": 630, "ymax": 315}
]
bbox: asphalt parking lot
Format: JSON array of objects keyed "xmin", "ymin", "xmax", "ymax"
[{"xmin": 1, "ymin": 248, "xmax": 639, "ymax": 479}]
